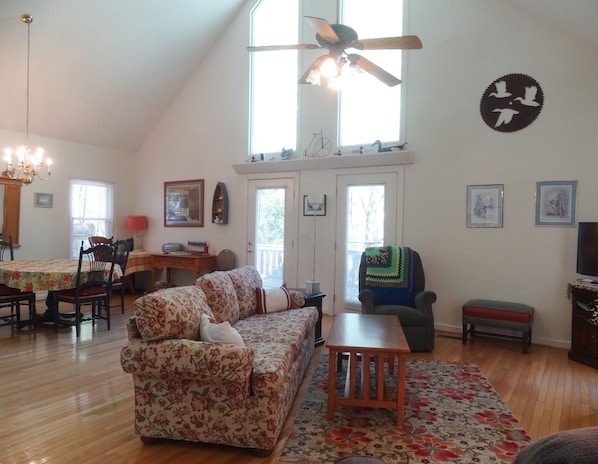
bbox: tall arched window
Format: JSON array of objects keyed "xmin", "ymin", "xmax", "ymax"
[
  {"xmin": 339, "ymin": 0, "xmax": 404, "ymax": 148},
  {"xmin": 249, "ymin": 0, "xmax": 299, "ymax": 156}
]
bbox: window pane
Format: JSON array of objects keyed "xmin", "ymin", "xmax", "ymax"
[
  {"xmin": 339, "ymin": 0, "xmax": 403, "ymax": 147},
  {"xmin": 255, "ymin": 187, "xmax": 285, "ymax": 287},
  {"xmin": 345, "ymin": 184, "xmax": 385, "ymax": 302},
  {"xmin": 250, "ymin": 0, "xmax": 298, "ymax": 155},
  {"xmin": 70, "ymin": 179, "xmax": 114, "ymax": 258}
]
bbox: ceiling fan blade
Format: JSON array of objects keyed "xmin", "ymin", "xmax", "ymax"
[
  {"xmin": 356, "ymin": 35, "xmax": 423, "ymax": 50},
  {"xmin": 298, "ymin": 55, "xmax": 329, "ymax": 84},
  {"xmin": 247, "ymin": 43, "xmax": 321, "ymax": 52},
  {"xmin": 349, "ymin": 54, "xmax": 401, "ymax": 87},
  {"xmin": 304, "ymin": 16, "xmax": 340, "ymax": 43}
]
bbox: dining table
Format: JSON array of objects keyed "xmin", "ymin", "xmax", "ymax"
[{"xmin": 0, "ymin": 258, "xmax": 122, "ymax": 327}]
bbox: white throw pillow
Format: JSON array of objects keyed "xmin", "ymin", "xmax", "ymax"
[
  {"xmin": 199, "ymin": 313, "xmax": 244, "ymax": 346},
  {"xmin": 256, "ymin": 286, "xmax": 291, "ymax": 313}
]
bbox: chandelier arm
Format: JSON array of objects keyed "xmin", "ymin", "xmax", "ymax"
[
  {"xmin": 26, "ymin": 17, "xmax": 31, "ymax": 143},
  {"xmin": 3, "ymin": 14, "xmax": 53, "ymax": 185}
]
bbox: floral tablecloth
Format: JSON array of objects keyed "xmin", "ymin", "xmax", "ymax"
[{"xmin": 0, "ymin": 258, "xmax": 122, "ymax": 292}]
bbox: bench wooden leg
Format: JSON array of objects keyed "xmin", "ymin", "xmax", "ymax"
[
  {"xmin": 522, "ymin": 328, "xmax": 532, "ymax": 354},
  {"xmin": 462, "ymin": 324, "xmax": 468, "ymax": 344}
]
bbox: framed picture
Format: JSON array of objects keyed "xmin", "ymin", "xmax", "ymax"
[
  {"xmin": 164, "ymin": 179, "xmax": 204, "ymax": 227},
  {"xmin": 535, "ymin": 180, "xmax": 577, "ymax": 226},
  {"xmin": 303, "ymin": 194, "xmax": 326, "ymax": 216},
  {"xmin": 466, "ymin": 184, "xmax": 503, "ymax": 228},
  {"xmin": 34, "ymin": 192, "xmax": 53, "ymax": 208}
]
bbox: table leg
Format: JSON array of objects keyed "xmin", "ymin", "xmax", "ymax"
[
  {"xmin": 32, "ymin": 291, "xmax": 78, "ymax": 327},
  {"xmin": 327, "ymin": 350, "xmax": 336, "ymax": 420},
  {"xmin": 396, "ymin": 353, "xmax": 407, "ymax": 426}
]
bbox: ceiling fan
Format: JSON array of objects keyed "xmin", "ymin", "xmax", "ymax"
[{"xmin": 247, "ymin": 16, "xmax": 422, "ymax": 87}]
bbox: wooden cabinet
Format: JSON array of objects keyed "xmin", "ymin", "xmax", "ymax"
[
  {"xmin": 568, "ymin": 282, "xmax": 598, "ymax": 368},
  {"xmin": 212, "ymin": 182, "xmax": 228, "ymax": 224},
  {"xmin": 1, "ymin": 177, "xmax": 22, "ymax": 247}
]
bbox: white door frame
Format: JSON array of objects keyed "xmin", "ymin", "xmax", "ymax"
[{"xmin": 333, "ymin": 168, "xmax": 404, "ymax": 314}]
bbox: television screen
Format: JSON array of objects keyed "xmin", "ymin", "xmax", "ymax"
[{"xmin": 577, "ymin": 222, "xmax": 598, "ymax": 278}]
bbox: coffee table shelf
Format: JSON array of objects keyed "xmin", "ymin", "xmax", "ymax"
[{"xmin": 326, "ymin": 313, "xmax": 410, "ymax": 426}]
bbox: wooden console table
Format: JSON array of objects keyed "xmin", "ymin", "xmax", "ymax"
[{"xmin": 151, "ymin": 253, "xmax": 216, "ymax": 288}]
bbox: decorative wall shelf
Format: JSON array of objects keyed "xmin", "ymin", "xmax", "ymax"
[
  {"xmin": 212, "ymin": 182, "xmax": 228, "ymax": 224},
  {"xmin": 232, "ymin": 150, "xmax": 414, "ymax": 174}
]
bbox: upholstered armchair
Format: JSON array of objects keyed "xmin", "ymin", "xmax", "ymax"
[{"xmin": 358, "ymin": 246, "xmax": 436, "ymax": 352}]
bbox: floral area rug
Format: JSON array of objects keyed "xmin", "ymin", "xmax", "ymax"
[{"xmin": 280, "ymin": 356, "xmax": 531, "ymax": 463}]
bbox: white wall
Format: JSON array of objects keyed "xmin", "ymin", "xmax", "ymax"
[
  {"xmin": 136, "ymin": 0, "xmax": 598, "ymax": 347},
  {"xmin": 0, "ymin": 129, "xmax": 136, "ymax": 259},
  {"xmin": 403, "ymin": 0, "xmax": 598, "ymax": 347}
]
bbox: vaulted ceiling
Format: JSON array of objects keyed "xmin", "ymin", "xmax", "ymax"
[
  {"xmin": 0, "ymin": 1, "xmax": 596, "ymax": 152},
  {"xmin": 0, "ymin": 0, "xmax": 246, "ymax": 152}
]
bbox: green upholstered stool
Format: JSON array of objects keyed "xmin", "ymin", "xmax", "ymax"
[{"xmin": 462, "ymin": 299, "xmax": 534, "ymax": 353}]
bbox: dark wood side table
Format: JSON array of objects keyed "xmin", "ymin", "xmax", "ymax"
[{"xmin": 291, "ymin": 288, "xmax": 326, "ymax": 347}]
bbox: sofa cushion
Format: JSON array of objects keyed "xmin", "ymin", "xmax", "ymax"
[
  {"xmin": 236, "ymin": 308, "xmax": 318, "ymax": 396},
  {"xmin": 134, "ymin": 285, "xmax": 212, "ymax": 341},
  {"xmin": 195, "ymin": 271, "xmax": 240, "ymax": 324},
  {"xmin": 227, "ymin": 266, "xmax": 262, "ymax": 319},
  {"xmin": 199, "ymin": 313, "xmax": 244, "ymax": 346},
  {"xmin": 234, "ymin": 308, "xmax": 319, "ymax": 357},
  {"xmin": 249, "ymin": 342, "xmax": 295, "ymax": 396},
  {"xmin": 256, "ymin": 286, "xmax": 291, "ymax": 314}
]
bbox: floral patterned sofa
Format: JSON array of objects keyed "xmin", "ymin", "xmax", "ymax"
[{"xmin": 120, "ymin": 266, "xmax": 318, "ymax": 456}]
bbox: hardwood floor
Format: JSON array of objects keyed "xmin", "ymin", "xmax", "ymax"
[{"xmin": 1, "ymin": 295, "xmax": 597, "ymax": 463}]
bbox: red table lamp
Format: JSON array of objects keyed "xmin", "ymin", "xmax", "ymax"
[{"xmin": 127, "ymin": 215, "xmax": 147, "ymax": 251}]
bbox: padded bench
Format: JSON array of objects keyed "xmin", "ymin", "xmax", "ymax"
[{"xmin": 462, "ymin": 299, "xmax": 534, "ymax": 353}]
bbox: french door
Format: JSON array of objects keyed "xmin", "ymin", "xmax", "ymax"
[
  {"xmin": 246, "ymin": 177, "xmax": 298, "ymax": 287},
  {"xmin": 333, "ymin": 171, "xmax": 403, "ymax": 314}
]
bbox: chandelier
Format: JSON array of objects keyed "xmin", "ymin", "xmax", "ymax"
[{"xmin": 3, "ymin": 14, "xmax": 52, "ymax": 185}]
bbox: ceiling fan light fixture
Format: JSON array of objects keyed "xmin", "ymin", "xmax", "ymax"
[
  {"xmin": 249, "ymin": 17, "xmax": 420, "ymax": 88},
  {"xmin": 306, "ymin": 66, "xmax": 321, "ymax": 86},
  {"xmin": 320, "ymin": 57, "xmax": 339, "ymax": 78}
]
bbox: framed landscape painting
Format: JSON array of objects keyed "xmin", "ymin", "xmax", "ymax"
[
  {"xmin": 34, "ymin": 192, "xmax": 53, "ymax": 208},
  {"xmin": 164, "ymin": 179, "xmax": 204, "ymax": 227}
]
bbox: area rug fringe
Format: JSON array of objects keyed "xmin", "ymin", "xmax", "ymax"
[{"xmin": 280, "ymin": 356, "xmax": 530, "ymax": 464}]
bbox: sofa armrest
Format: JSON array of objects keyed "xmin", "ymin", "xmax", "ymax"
[
  {"xmin": 121, "ymin": 338, "xmax": 255, "ymax": 385},
  {"xmin": 126, "ymin": 316, "xmax": 141, "ymax": 340}
]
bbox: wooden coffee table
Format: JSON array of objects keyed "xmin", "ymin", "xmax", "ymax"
[{"xmin": 326, "ymin": 313, "xmax": 410, "ymax": 426}]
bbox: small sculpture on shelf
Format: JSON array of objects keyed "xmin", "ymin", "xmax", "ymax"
[
  {"xmin": 280, "ymin": 147, "xmax": 294, "ymax": 160},
  {"xmin": 371, "ymin": 140, "xmax": 408, "ymax": 152}
]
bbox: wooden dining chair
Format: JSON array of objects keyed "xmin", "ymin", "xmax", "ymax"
[
  {"xmin": 110, "ymin": 239, "xmax": 132, "ymax": 313},
  {"xmin": 54, "ymin": 242, "xmax": 116, "ymax": 337},
  {"xmin": 88, "ymin": 235, "xmax": 113, "ymax": 246},
  {"xmin": 0, "ymin": 236, "xmax": 37, "ymax": 329}
]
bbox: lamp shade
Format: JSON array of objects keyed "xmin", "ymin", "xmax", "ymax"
[{"xmin": 127, "ymin": 215, "xmax": 147, "ymax": 231}]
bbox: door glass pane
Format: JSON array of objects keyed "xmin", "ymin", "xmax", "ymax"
[
  {"xmin": 255, "ymin": 187, "xmax": 285, "ymax": 287},
  {"xmin": 344, "ymin": 184, "xmax": 385, "ymax": 302}
]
